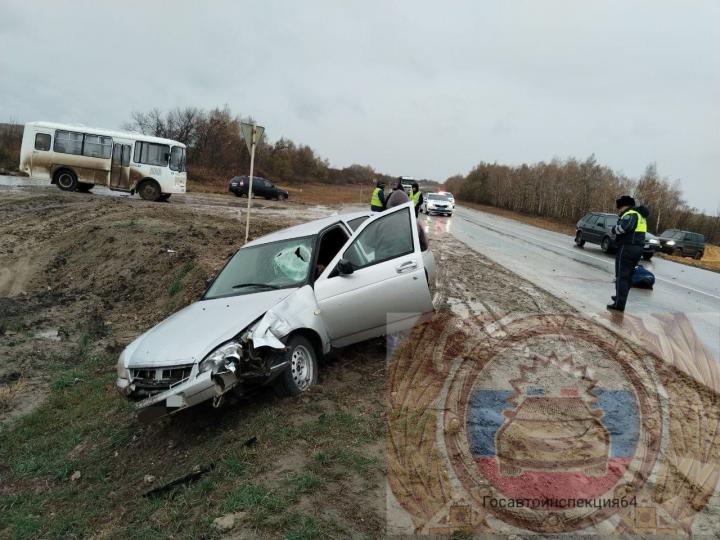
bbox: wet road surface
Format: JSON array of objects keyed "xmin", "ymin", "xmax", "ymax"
[{"xmin": 423, "ymin": 205, "xmax": 720, "ymax": 361}]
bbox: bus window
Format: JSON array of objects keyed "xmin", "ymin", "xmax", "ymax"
[
  {"xmin": 169, "ymin": 146, "xmax": 186, "ymax": 172},
  {"xmin": 34, "ymin": 133, "xmax": 51, "ymax": 151},
  {"xmin": 121, "ymin": 144, "xmax": 131, "ymax": 167},
  {"xmin": 83, "ymin": 134, "xmax": 112, "ymax": 159},
  {"xmin": 54, "ymin": 130, "xmax": 83, "ymax": 155},
  {"xmin": 135, "ymin": 141, "xmax": 170, "ymax": 166}
]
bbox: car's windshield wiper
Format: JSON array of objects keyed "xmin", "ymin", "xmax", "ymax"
[{"xmin": 231, "ymin": 283, "xmax": 281, "ymax": 290}]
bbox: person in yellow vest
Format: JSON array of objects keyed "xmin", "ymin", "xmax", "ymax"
[
  {"xmin": 409, "ymin": 182, "xmax": 423, "ymax": 217},
  {"xmin": 370, "ymin": 180, "xmax": 386, "ymax": 212},
  {"xmin": 608, "ymin": 195, "xmax": 648, "ymax": 312}
]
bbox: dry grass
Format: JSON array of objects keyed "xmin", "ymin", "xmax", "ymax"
[
  {"xmin": 284, "ymin": 183, "xmax": 370, "ymax": 205},
  {"xmin": 0, "ymin": 379, "xmax": 27, "ymax": 411},
  {"xmin": 659, "ymin": 243, "xmax": 720, "ymax": 272},
  {"xmin": 187, "ymin": 179, "xmax": 372, "ymax": 206}
]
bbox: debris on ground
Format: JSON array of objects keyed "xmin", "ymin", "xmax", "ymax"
[{"xmin": 143, "ymin": 463, "xmax": 215, "ymax": 499}]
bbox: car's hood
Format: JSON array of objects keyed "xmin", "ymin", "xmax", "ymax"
[{"xmin": 126, "ymin": 288, "xmax": 295, "ymax": 368}]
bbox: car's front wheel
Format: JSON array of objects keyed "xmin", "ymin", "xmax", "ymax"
[
  {"xmin": 575, "ymin": 231, "xmax": 585, "ymax": 247},
  {"xmin": 694, "ymin": 251, "xmax": 704, "ymax": 260},
  {"xmin": 276, "ymin": 335, "xmax": 319, "ymax": 396},
  {"xmin": 601, "ymin": 236, "xmax": 612, "ymax": 253}
]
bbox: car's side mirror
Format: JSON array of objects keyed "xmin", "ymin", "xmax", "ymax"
[{"xmin": 336, "ymin": 258, "xmax": 354, "ymax": 276}]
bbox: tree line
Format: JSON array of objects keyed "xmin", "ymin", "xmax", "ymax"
[
  {"xmin": 123, "ymin": 106, "xmax": 402, "ymax": 187},
  {"xmin": 444, "ymin": 156, "xmax": 720, "ymax": 243},
  {"xmin": 0, "ymin": 122, "xmax": 23, "ymax": 172}
]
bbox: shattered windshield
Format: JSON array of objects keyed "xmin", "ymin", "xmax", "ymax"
[{"xmin": 204, "ymin": 236, "xmax": 315, "ymax": 299}]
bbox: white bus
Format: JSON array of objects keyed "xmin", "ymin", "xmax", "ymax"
[{"xmin": 19, "ymin": 121, "xmax": 187, "ymax": 201}]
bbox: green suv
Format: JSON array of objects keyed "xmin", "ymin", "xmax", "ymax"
[{"xmin": 658, "ymin": 229, "xmax": 705, "ymax": 259}]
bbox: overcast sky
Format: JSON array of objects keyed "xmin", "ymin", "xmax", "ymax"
[{"xmin": 1, "ymin": 1, "xmax": 718, "ymax": 212}]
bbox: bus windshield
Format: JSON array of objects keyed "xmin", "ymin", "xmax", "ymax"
[{"xmin": 170, "ymin": 146, "xmax": 186, "ymax": 172}]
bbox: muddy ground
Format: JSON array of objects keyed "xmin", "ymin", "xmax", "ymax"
[{"xmin": 1, "ymin": 189, "xmax": 718, "ymax": 538}]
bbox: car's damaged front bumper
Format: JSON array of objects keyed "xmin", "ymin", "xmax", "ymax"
[
  {"xmin": 117, "ymin": 321, "xmax": 293, "ymax": 415},
  {"xmin": 119, "ymin": 368, "xmax": 219, "ymax": 411}
]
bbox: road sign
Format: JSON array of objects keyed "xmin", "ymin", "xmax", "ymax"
[{"xmin": 240, "ymin": 122, "xmax": 264, "ymax": 153}]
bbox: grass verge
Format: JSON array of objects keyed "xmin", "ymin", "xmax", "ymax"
[{"xmin": 0, "ymin": 325, "xmax": 386, "ymax": 539}]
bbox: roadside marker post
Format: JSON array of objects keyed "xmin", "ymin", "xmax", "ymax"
[{"xmin": 240, "ymin": 121, "xmax": 265, "ymax": 243}]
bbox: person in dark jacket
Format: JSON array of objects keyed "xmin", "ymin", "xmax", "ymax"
[
  {"xmin": 386, "ymin": 179, "xmax": 410, "ymax": 208},
  {"xmin": 608, "ymin": 196, "xmax": 648, "ymax": 312},
  {"xmin": 385, "ymin": 181, "xmax": 428, "ymax": 251}
]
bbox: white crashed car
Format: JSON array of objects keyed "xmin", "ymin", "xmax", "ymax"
[{"xmin": 117, "ymin": 202, "xmax": 436, "ymax": 414}]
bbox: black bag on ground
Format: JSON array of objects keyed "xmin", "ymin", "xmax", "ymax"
[{"xmin": 632, "ymin": 264, "xmax": 655, "ymax": 289}]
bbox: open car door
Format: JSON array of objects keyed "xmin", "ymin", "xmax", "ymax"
[{"xmin": 313, "ymin": 202, "xmax": 433, "ymax": 347}]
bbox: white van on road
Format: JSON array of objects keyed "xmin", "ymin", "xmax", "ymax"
[{"xmin": 19, "ymin": 121, "xmax": 186, "ymax": 201}]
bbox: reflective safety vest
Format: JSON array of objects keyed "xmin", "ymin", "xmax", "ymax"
[
  {"xmin": 621, "ymin": 209, "xmax": 647, "ymax": 232},
  {"xmin": 410, "ymin": 190, "xmax": 421, "ymax": 207},
  {"xmin": 371, "ymin": 187, "xmax": 383, "ymax": 208}
]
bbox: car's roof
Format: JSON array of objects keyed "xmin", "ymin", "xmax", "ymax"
[
  {"xmin": 243, "ymin": 211, "xmax": 371, "ymax": 248},
  {"xmin": 587, "ymin": 212, "xmax": 616, "ymax": 217}
]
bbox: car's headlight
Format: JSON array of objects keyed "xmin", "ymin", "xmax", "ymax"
[
  {"xmin": 666, "ymin": 240, "xmax": 675, "ymax": 246},
  {"xmin": 649, "ymin": 239, "xmax": 659, "ymax": 244},
  {"xmin": 199, "ymin": 341, "xmax": 241, "ymax": 374}
]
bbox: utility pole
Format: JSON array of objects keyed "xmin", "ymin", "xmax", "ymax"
[{"xmin": 240, "ymin": 121, "xmax": 265, "ymax": 243}]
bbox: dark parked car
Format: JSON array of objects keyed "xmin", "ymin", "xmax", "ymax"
[
  {"xmin": 575, "ymin": 212, "xmax": 658, "ymax": 260},
  {"xmin": 658, "ymin": 229, "xmax": 705, "ymax": 259},
  {"xmin": 229, "ymin": 176, "xmax": 288, "ymax": 200}
]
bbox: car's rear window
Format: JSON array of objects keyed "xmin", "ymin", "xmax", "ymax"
[{"xmin": 347, "ymin": 216, "xmax": 369, "ymax": 231}]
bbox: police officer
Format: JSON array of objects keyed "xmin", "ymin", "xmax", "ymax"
[
  {"xmin": 608, "ymin": 195, "xmax": 647, "ymax": 312},
  {"xmin": 370, "ymin": 180, "xmax": 385, "ymax": 212},
  {"xmin": 409, "ymin": 182, "xmax": 423, "ymax": 217}
]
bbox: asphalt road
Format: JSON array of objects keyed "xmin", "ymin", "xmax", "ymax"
[{"xmin": 429, "ymin": 205, "xmax": 720, "ymax": 361}]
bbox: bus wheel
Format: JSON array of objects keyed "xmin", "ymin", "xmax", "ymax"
[
  {"xmin": 55, "ymin": 170, "xmax": 77, "ymax": 191},
  {"xmin": 77, "ymin": 182, "xmax": 94, "ymax": 193},
  {"xmin": 138, "ymin": 180, "xmax": 161, "ymax": 201}
]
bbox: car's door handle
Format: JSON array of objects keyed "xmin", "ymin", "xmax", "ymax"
[{"xmin": 396, "ymin": 260, "xmax": 417, "ymax": 273}]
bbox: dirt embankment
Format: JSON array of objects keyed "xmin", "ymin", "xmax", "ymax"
[{"xmin": 0, "ymin": 192, "xmax": 289, "ymax": 420}]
